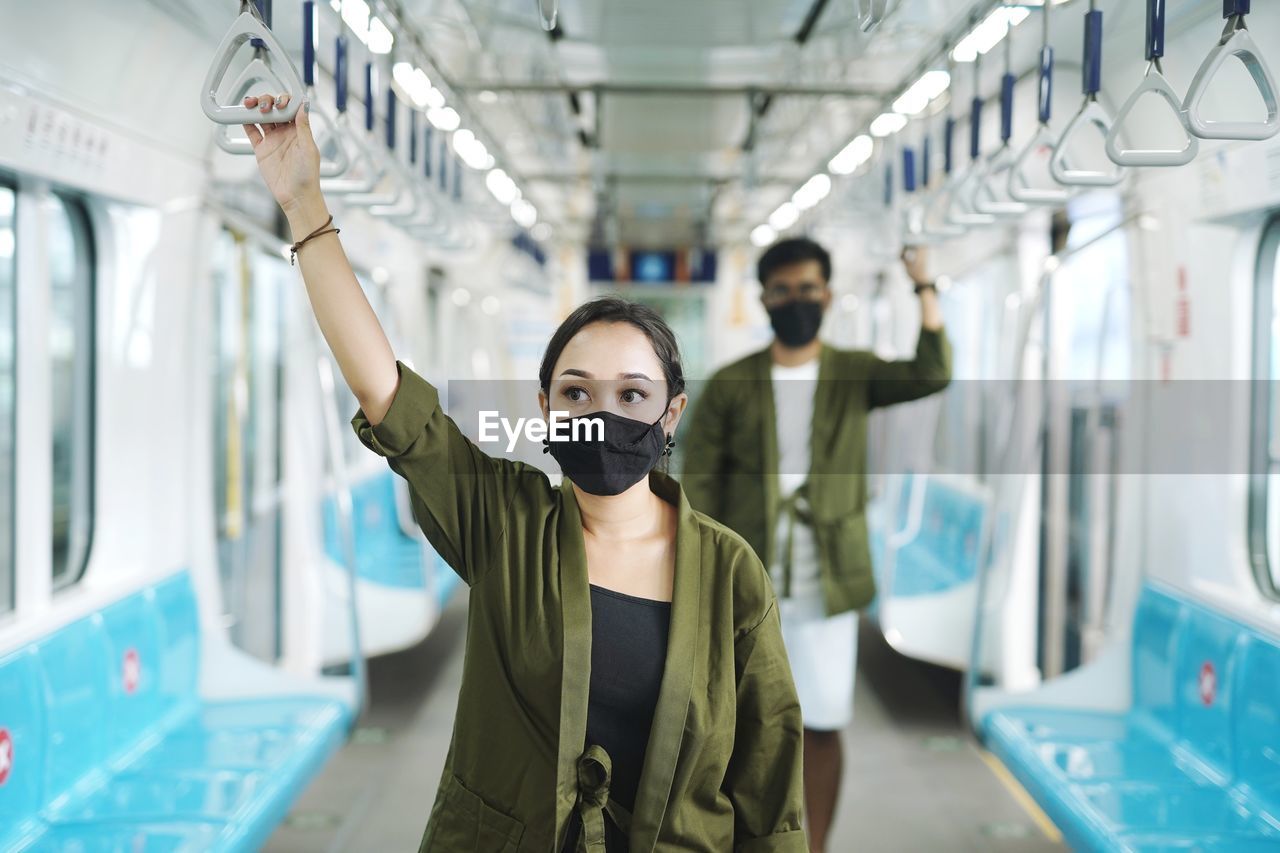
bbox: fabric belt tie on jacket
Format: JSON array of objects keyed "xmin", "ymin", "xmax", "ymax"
[
  {"xmin": 778, "ymin": 482, "xmax": 813, "ymax": 599},
  {"xmin": 575, "ymin": 744, "xmax": 632, "ymax": 852}
]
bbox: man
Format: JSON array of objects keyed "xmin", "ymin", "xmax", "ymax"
[{"xmin": 681, "ymin": 238, "xmax": 950, "ymax": 853}]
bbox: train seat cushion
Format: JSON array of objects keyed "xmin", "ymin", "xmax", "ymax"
[
  {"xmin": 889, "ymin": 479, "xmax": 986, "ymax": 598},
  {"xmin": 322, "ymin": 471, "xmax": 432, "ymax": 589},
  {"xmin": 0, "ymin": 571, "xmax": 351, "ymax": 853},
  {"xmin": 983, "ymin": 585, "xmax": 1280, "ymax": 852}
]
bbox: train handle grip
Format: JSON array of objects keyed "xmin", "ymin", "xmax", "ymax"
[{"xmin": 200, "ymin": 0, "xmax": 303, "ymax": 125}]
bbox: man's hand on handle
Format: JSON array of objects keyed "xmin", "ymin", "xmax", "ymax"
[{"xmin": 899, "ymin": 247, "xmax": 945, "ymax": 332}]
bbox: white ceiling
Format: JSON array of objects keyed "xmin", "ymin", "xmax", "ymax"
[{"xmin": 383, "ymin": 0, "xmax": 1010, "ymax": 246}]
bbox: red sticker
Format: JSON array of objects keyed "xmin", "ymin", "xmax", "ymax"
[
  {"xmin": 0, "ymin": 728, "xmax": 12, "ymax": 786},
  {"xmin": 123, "ymin": 648, "xmax": 141, "ymax": 695},
  {"xmin": 1199, "ymin": 661, "xmax": 1217, "ymax": 706}
]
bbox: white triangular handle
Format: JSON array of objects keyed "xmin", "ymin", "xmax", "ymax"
[
  {"xmin": 1009, "ymin": 125, "xmax": 1071, "ymax": 204},
  {"xmin": 310, "ymin": 99, "xmax": 352, "ymax": 179},
  {"xmin": 1183, "ymin": 25, "xmax": 1280, "ymax": 141},
  {"xmin": 1050, "ymin": 99, "xmax": 1125, "ymax": 187},
  {"xmin": 214, "ymin": 57, "xmax": 288, "ymax": 155},
  {"xmin": 201, "ymin": 10, "xmax": 305, "ymax": 125},
  {"xmin": 1106, "ymin": 64, "xmax": 1199, "ymax": 167},
  {"xmin": 947, "ymin": 170, "xmax": 997, "ymax": 227},
  {"xmin": 972, "ymin": 146, "xmax": 1028, "ymax": 217},
  {"xmin": 323, "ymin": 125, "xmax": 387, "ymax": 195}
]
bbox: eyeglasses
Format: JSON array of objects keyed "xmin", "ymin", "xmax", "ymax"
[{"xmin": 762, "ymin": 281, "xmax": 827, "ymax": 306}]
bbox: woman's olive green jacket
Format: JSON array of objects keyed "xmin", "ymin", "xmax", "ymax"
[{"xmin": 352, "ymin": 362, "xmax": 807, "ymax": 853}]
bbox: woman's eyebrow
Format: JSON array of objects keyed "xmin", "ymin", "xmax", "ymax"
[
  {"xmin": 620, "ymin": 372, "xmax": 656, "ymax": 381},
  {"xmin": 557, "ymin": 369, "xmax": 592, "ymax": 379}
]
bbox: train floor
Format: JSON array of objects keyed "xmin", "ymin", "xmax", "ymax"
[{"xmin": 264, "ymin": 593, "xmax": 1066, "ymax": 853}]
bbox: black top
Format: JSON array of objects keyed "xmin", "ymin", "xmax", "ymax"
[{"xmin": 561, "ymin": 584, "xmax": 672, "ymax": 852}]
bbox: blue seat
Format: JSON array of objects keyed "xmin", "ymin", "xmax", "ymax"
[
  {"xmin": 890, "ymin": 478, "xmax": 986, "ymax": 597},
  {"xmin": 322, "ymin": 472, "xmax": 460, "ymax": 607},
  {"xmin": 0, "ymin": 572, "xmax": 351, "ymax": 852},
  {"xmin": 984, "ymin": 585, "xmax": 1280, "ymax": 852}
]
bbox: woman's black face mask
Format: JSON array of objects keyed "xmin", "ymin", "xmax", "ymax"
[
  {"xmin": 767, "ymin": 300, "xmax": 824, "ymax": 347},
  {"xmin": 547, "ymin": 410, "xmax": 667, "ymax": 496}
]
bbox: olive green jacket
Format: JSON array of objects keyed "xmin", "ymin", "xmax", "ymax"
[
  {"xmin": 353, "ymin": 363, "xmax": 806, "ymax": 853},
  {"xmin": 680, "ymin": 330, "xmax": 952, "ymax": 617}
]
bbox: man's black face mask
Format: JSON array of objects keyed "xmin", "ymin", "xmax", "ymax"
[{"xmin": 767, "ymin": 300, "xmax": 824, "ymax": 347}]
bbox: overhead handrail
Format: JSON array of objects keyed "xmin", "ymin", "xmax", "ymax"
[
  {"xmin": 857, "ymin": 0, "xmax": 889, "ymax": 34},
  {"xmin": 947, "ymin": 56, "xmax": 997, "ymax": 227},
  {"xmin": 922, "ymin": 112, "xmax": 967, "ymax": 239},
  {"xmin": 972, "ymin": 16, "xmax": 1028, "ymax": 217},
  {"xmin": 1183, "ymin": 0, "xmax": 1279, "ymax": 141},
  {"xmin": 384, "ymin": 124, "xmax": 446, "ymax": 230},
  {"xmin": 322, "ymin": 48, "xmax": 387, "ymax": 195},
  {"xmin": 339, "ymin": 67, "xmax": 407, "ymax": 208},
  {"xmin": 1009, "ymin": 3, "xmax": 1071, "ymax": 204},
  {"xmin": 203, "ymin": 0, "xmax": 304, "ymax": 153},
  {"xmin": 901, "ymin": 142, "xmax": 928, "ymax": 246},
  {"xmin": 537, "ymin": 0, "xmax": 557, "ymax": 32},
  {"xmin": 1050, "ymin": 0, "xmax": 1125, "ymax": 187},
  {"xmin": 1105, "ymin": 0, "xmax": 1198, "ymax": 167},
  {"xmin": 302, "ymin": 1, "xmax": 351, "ymax": 178},
  {"xmin": 367, "ymin": 90, "xmax": 422, "ymax": 218}
]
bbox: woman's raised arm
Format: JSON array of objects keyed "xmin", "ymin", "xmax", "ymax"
[{"xmin": 242, "ymin": 92, "xmax": 400, "ymax": 424}]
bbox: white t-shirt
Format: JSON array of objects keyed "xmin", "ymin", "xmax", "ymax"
[{"xmin": 771, "ymin": 360, "xmax": 821, "ymax": 599}]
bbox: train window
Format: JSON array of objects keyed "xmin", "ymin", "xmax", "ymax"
[
  {"xmin": 1249, "ymin": 215, "xmax": 1280, "ymax": 600},
  {"xmin": 48, "ymin": 195, "xmax": 95, "ymax": 589},
  {"xmin": 0, "ymin": 183, "xmax": 14, "ymax": 612},
  {"xmin": 212, "ymin": 229, "xmax": 286, "ymax": 661}
]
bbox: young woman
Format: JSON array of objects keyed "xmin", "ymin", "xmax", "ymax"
[{"xmin": 239, "ymin": 93, "xmax": 806, "ymax": 853}]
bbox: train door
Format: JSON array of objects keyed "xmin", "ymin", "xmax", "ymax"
[
  {"xmin": 0, "ymin": 181, "xmax": 13, "ymax": 614},
  {"xmin": 212, "ymin": 229, "xmax": 287, "ymax": 663},
  {"xmin": 1038, "ymin": 196, "xmax": 1130, "ymax": 679},
  {"xmin": 1248, "ymin": 214, "xmax": 1280, "ymax": 601}
]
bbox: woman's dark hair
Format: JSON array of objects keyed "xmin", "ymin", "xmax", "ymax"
[
  {"xmin": 539, "ymin": 296, "xmax": 686, "ymax": 400},
  {"xmin": 757, "ymin": 237, "xmax": 832, "ymax": 285}
]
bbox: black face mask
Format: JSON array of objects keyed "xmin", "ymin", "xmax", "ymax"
[
  {"xmin": 767, "ymin": 300, "xmax": 824, "ymax": 347},
  {"xmin": 547, "ymin": 410, "xmax": 667, "ymax": 497}
]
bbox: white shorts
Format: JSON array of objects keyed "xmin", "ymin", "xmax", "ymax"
[{"xmin": 777, "ymin": 594, "xmax": 859, "ymax": 732}]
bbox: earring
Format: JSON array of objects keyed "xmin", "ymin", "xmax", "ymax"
[
  {"xmin": 542, "ymin": 437, "xmax": 551, "ymax": 454},
  {"xmin": 663, "ymin": 435, "xmax": 675, "ymax": 457}
]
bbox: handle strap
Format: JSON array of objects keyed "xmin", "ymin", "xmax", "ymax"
[
  {"xmin": 902, "ymin": 147, "xmax": 917, "ymax": 193},
  {"xmin": 1146, "ymin": 0, "xmax": 1166, "ymax": 61},
  {"xmin": 1083, "ymin": 9, "xmax": 1104, "ymax": 96},
  {"xmin": 970, "ymin": 96, "xmax": 983, "ymax": 161},
  {"xmin": 1000, "ymin": 72, "xmax": 1015, "ymax": 143},
  {"xmin": 1038, "ymin": 46, "xmax": 1054, "ymax": 124},
  {"xmin": 944, "ymin": 116, "xmax": 956, "ymax": 175},
  {"xmin": 249, "ymin": 0, "xmax": 271, "ymax": 50},
  {"xmin": 302, "ymin": 1, "xmax": 316, "ymax": 87},
  {"xmin": 386, "ymin": 87, "xmax": 397, "ymax": 150},
  {"xmin": 364, "ymin": 63, "xmax": 375, "ymax": 132},
  {"xmin": 1224, "ymin": 0, "xmax": 1250, "ymax": 17},
  {"xmin": 409, "ymin": 109, "xmax": 418, "ymax": 164},
  {"xmin": 335, "ymin": 36, "xmax": 348, "ymax": 114}
]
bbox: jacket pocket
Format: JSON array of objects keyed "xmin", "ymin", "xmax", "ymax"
[
  {"xmin": 422, "ymin": 774, "xmax": 525, "ymax": 853},
  {"xmin": 812, "ymin": 513, "xmax": 875, "ymax": 608}
]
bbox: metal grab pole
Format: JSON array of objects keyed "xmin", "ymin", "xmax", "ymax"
[{"xmin": 313, "ymin": 336, "xmax": 368, "ymax": 723}]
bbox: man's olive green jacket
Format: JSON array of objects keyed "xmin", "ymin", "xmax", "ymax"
[
  {"xmin": 353, "ymin": 362, "xmax": 807, "ymax": 853},
  {"xmin": 680, "ymin": 330, "xmax": 952, "ymax": 616}
]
